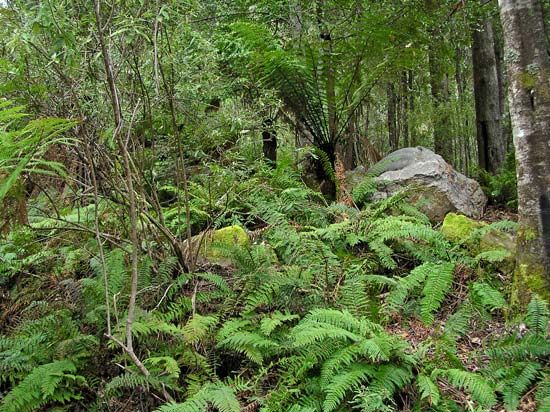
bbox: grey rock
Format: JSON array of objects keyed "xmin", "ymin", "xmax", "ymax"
[{"xmin": 356, "ymin": 147, "xmax": 487, "ymax": 221}]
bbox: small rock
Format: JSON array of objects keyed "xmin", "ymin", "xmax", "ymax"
[
  {"xmin": 441, "ymin": 212, "xmax": 516, "ymax": 272},
  {"xmin": 184, "ymin": 225, "xmax": 249, "ymax": 266}
]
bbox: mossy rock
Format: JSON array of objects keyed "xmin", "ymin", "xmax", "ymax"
[
  {"xmin": 440, "ymin": 213, "xmax": 485, "ymax": 242},
  {"xmin": 186, "ymin": 225, "xmax": 250, "ymax": 266},
  {"xmin": 441, "ymin": 213, "xmax": 516, "ymax": 272}
]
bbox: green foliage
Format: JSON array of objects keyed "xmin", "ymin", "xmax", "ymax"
[
  {"xmin": 433, "ymin": 368, "xmax": 496, "ymax": 408},
  {"xmin": 477, "ymin": 153, "xmax": 518, "ymax": 208},
  {"xmin": 481, "ymin": 295, "xmax": 550, "ymax": 411},
  {"xmin": 0, "ymin": 100, "xmax": 76, "ymax": 200},
  {"xmin": 0, "ymin": 360, "xmax": 85, "ymax": 412},
  {"xmin": 156, "ymin": 383, "xmax": 240, "ymax": 412},
  {"xmin": 387, "ymin": 262, "xmax": 455, "ymax": 325},
  {"xmin": 0, "ymin": 0, "xmax": 538, "ymax": 410}
]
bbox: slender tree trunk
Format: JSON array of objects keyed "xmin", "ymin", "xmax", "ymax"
[
  {"xmin": 429, "ymin": 53, "xmax": 452, "ymax": 162},
  {"xmin": 93, "ymin": 0, "xmax": 149, "ymax": 376},
  {"xmin": 387, "ymin": 82, "xmax": 398, "ymax": 151},
  {"xmin": 407, "ymin": 70, "xmax": 417, "ymax": 146},
  {"xmin": 499, "ymin": 0, "xmax": 550, "ymax": 306},
  {"xmin": 426, "ymin": 0, "xmax": 453, "ymax": 163},
  {"xmin": 494, "ymin": 25, "xmax": 513, "ymax": 151},
  {"xmin": 472, "ymin": 19, "xmax": 505, "ymax": 173},
  {"xmin": 401, "ymin": 72, "xmax": 410, "ymax": 147},
  {"xmin": 262, "ymin": 118, "xmax": 277, "ymax": 166}
]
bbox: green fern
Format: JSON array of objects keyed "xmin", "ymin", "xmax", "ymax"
[
  {"xmin": 387, "ymin": 261, "xmax": 454, "ymax": 324},
  {"xmin": 497, "ymin": 361, "xmax": 541, "ymax": 411},
  {"xmin": 433, "ymin": 368, "xmax": 496, "ymax": 408},
  {"xmin": 526, "ymin": 295, "xmax": 549, "ymax": 336},
  {"xmin": 0, "ymin": 360, "xmax": 85, "ymax": 412},
  {"xmin": 155, "ymin": 382, "xmax": 240, "ymax": 412},
  {"xmin": 420, "ymin": 262, "xmax": 455, "ymax": 325},
  {"xmin": 323, "ymin": 363, "xmax": 376, "ymax": 412},
  {"xmin": 417, "ymin": 373, "xmax": 441, "ymax": 406},
  {"xmin": 471, "ymin": 282, "xmax": 506, "ymax": 312}
]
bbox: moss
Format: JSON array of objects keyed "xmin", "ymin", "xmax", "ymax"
[
  {"xmin": 518, "ymin": 71, "xmax": 537, "ymax": 90},
  {"xmin": 440, "ymin": 213, "xmax": 485, "ymax": 243},
  {"xmin": 441, "ymin": 212, "xmax": 516, "ymax": 272},
  {"xmin": 511, "ymin": 263, "xmax": 549, "ymax": 309},
  {"xmin": 209, "ymin": 225, "xmax": 249, "ymax": 256},
  {"xmin": 189, "ymin": 225, "xmax": 250, "ymax": 265},
  {"xmin": 511, "ymin": 225, "xmax": 550, "ymax": 309}
]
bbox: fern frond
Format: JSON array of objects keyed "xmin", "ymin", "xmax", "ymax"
[
  {"xmin": 420, "ymin": 262, "xmax": 455, "ymax": 325},
  {"xmin": 417, "ymin": 373, "xmax": 441, "ymax": 406},
  {"xmin": 0, "ymin": 360, "xmax": 85, "ymax": 412},
  {"xmin": 155, "ymin": 382, "xmax": 240, "ymax": 412},
  {"xmin": 498, "ymin": 361, "xmax": 541, "ymax": 411},
  {"xmin": 323, "ymin": 363, "xmax": 376, "ymax": 412},
  {"xmin": 260, "ymin": 311, "xmax": 299, "ymax": 336},
  {"xmin": 526, "ymin": 295, "xmax": 549, "ymax": 336},
  {"xmin": 488, "ymin": 335, "xmax": 550, "ymax": 360},
  {"xmin": 433, "ymin": 368, "xmax": 496, "ymax": 408},
  {"xmin": 471, "ymin": 282, "xmax": 506, "ymax": 312}
]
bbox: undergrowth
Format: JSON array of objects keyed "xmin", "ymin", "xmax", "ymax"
[{"xmin": 0, "ymin": 151, "xmax": 546, "ymax": 412}]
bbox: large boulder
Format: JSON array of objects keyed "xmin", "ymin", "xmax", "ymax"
[{"xmin": 364, "ymin": 147, "xmax": 487, "ymax": 221}]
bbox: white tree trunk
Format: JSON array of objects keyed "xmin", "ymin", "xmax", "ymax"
[{"xmin": 499, "ymin": 0, "xmax": 550, "ymax": 306}]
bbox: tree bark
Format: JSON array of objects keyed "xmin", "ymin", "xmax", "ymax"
[
  {"xmin": 387, "ymin": 82, "xmax": 398, "ymax": 152},
  {"xmin": 262, "ymin": 118, "xmax": 277, "ymax": 166},
  {"xmin": 498, "ymin": 0, "xmax": 550, "ymax": 306},
  {"xmin": 425, "ymin": 0, "xmax": 453, "ymax": 163},
  {"xmin": 472, "ymin": 19, "xmax": 505, "ymax": 173},
  {"xmin": 401, "ymin": 72, "xmax": 410, "ymax": 148}
]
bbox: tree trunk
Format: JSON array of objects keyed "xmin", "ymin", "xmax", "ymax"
[
  {"xmin": 407, "ymin": 70, "xmax": 417, "ymax": 146},
  {"xmin": 499, "ymin": 0, "xmax": 550, "ymax": 306},
  {"xmin": 387, "ymin": 82, "xmax": 398, "ymax": 151},
  {"xmin": 426, "ymin": 0, "xmax": 453, "ymax": 163},
  {"xmin": 472, "ymin": 19, "xmax": 505, "ymax": 173},
  {"xmin": 494, "ymin": 25, "xmax": 514, "ymax": 152},
  {"xmin": 401, "ymin": 72, "xmax": 410, "ymax": 148},
  {"xmin": 261, "ymin": 118, "xmax": 277, "ymax": 166}
]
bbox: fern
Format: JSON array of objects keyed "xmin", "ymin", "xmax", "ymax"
[
  {"xmin": 323, "ymin": 363, "xmax": 376, "ymax": 412},
  {"xmin": 156, "ymin": 382, "xmax": 240, "ymax": 412},
  {"xmin": 488, "ymin": 334, "xmax": 550, "ymax": 360},
  {"xmin": 0, "ymin": 360, "xmax": 85, "ymax": 412},
  {"xmin": 260, "ymin": 311, "xmax": 299, "ymax": 336},
  {"xmin": 420, "ymin": 262, "xmax": 455, "ymax": 325},
  {"xmin": 433, "ymin": 368, "xmax": 496, "ymax": 408},
  {"xmin": 417, "ymin": 373, "xmax": 441, "ymax": 406},
  {"xmin": 497, "ymin": 361, "xmax": 541, "ymax": 411},
  {"xmin": 526, "ymin": 295, "xmax": 549, "ymax": 336},
  {"xmin": 183, "ymin": 314, "xmax": 219, "ymax": 345},
  {"xmin": 471, "ymin": 282, "xmax": 506, "ymax": 312},
  {"xmin": 351, "ymin": 175, "xmax": 378, "ymax": 205},
  {"xmin": 105, "ymin": 371, "xmax": 168, "ymax": 397}
]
